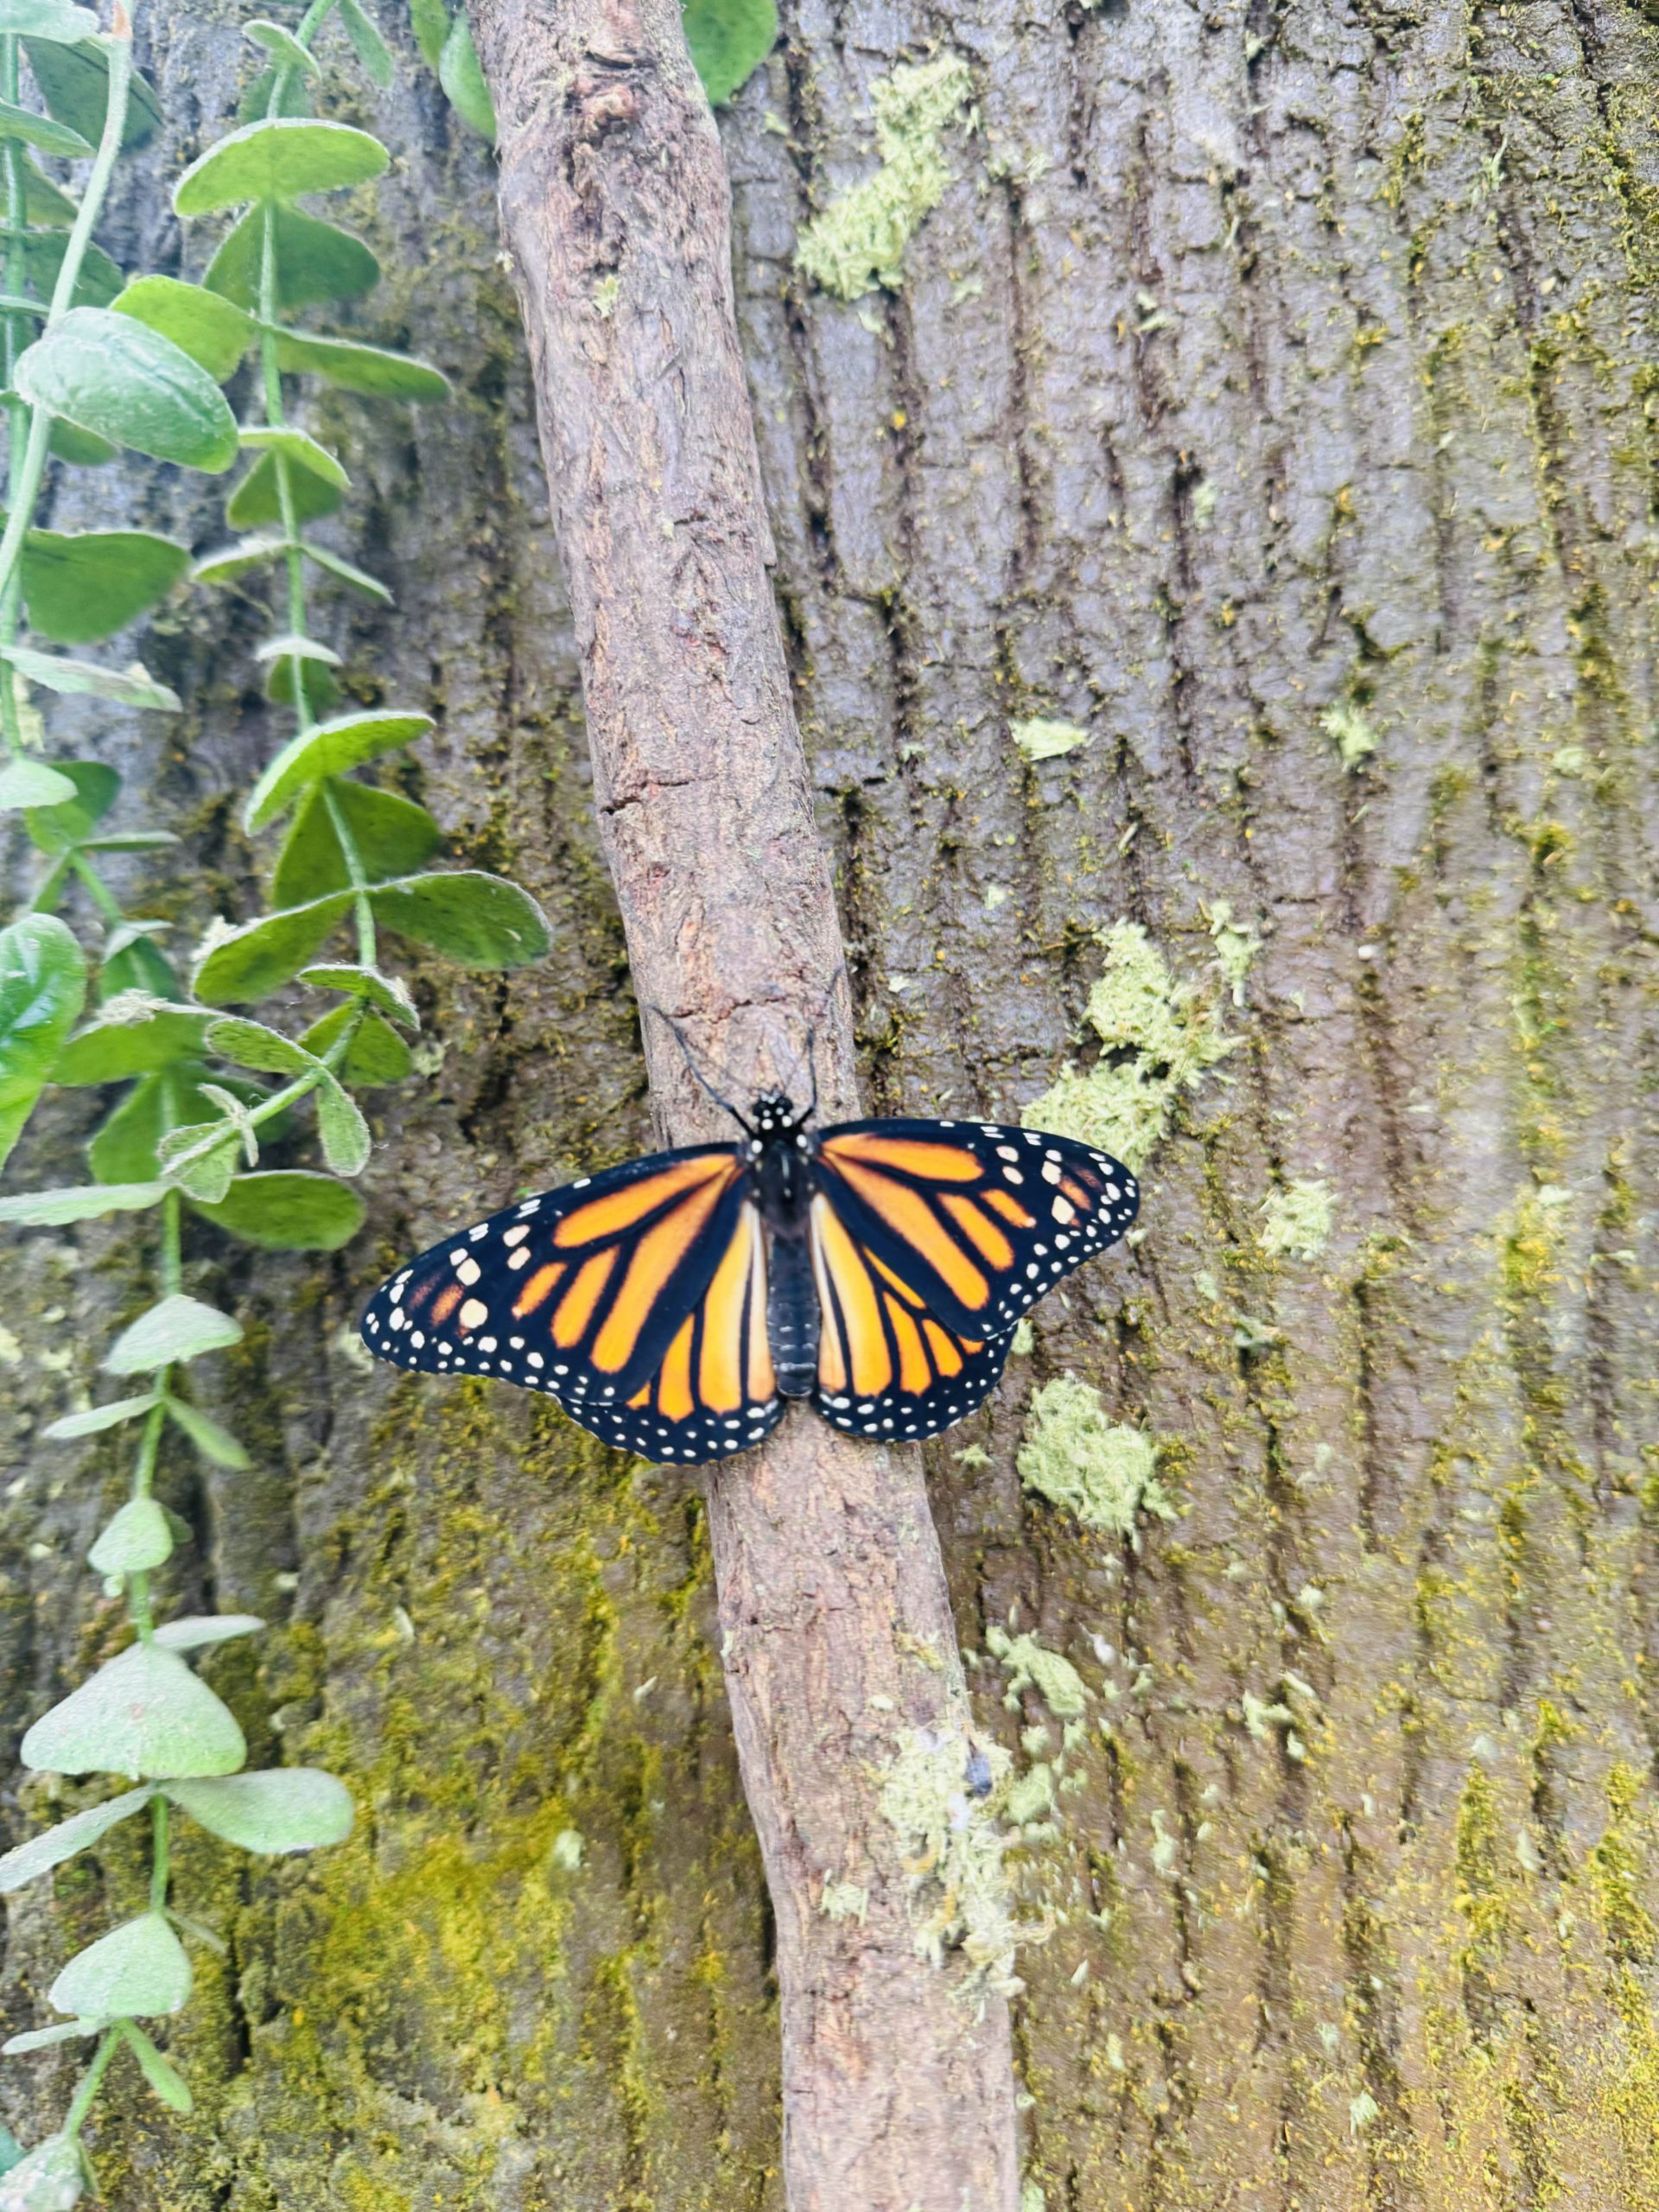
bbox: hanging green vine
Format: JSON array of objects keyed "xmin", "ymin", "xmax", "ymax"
[{"xmin": 0, "ymin": 3, "xmax": 548, "ymax": 2200}]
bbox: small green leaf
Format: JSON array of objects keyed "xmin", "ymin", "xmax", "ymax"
[
  {"xmin": 339, "ymin": 0, "xmax": 394, "ymax": 83},
  {"xmin": 49, "ymin": 1912, "xmax": 192, "ymax": 2019},
  {"xmin": 89, "ymin": 1072, "xmax": 223, "ymax": 1185},
  {"xmin": 111, "ymin": 276, "xmax": 254, "ymax": 381},
  {"xmin": 408, "ymin": 0, "xmax": 449, "ymax": 70},
  {"xmin": 104, "ymin": 1293, "xmax": 243, "ymax": 1374},
  {"xmin": 155, "ymin": 1121, "xmax": 243, "ymax": 1205},
  {"xmin": 202, "ymin": 1013, "xmax": 315, "ymax": 1077},
  {"xmin": 204, "ymin": 201, "xmax": 379, "ymax": 310},
  {"xmin": 0, "ymin": 758, "xmax": 78, "ymax": 809},
  {"xmin": 20, "ymin": 757, "xmax": 118, "ymax": 852},
  {"xmin": 370, "ymin": 871, "xmax": 551, "ymax": 969},
  {"xmin": 242, "ymin": 16, "xmax": 320, "ymax": 73},
  {"xmin": 256, "ymin": 635, "xmax": 342, "ymax": 675},
  {"xmin": 0, "ymin": 96, "xmax": 92, "ymax": 155},
  {"xmin": 300, "ymin": 1002, "xmax": 411, "ymax": 1084},
  {"xmin": 48, "ymin": 415, "xmax": 118, "ymax": 464},
  {"xmin": 166, "ymin": 1769, "xmax": 353, "ymax": 1853},
  {"xmin": 190, "ymin": 1168, "xmax": 365, "ymax": 1252},
  {"xmin": 302, "ymin": 538, "xmax": 391, "ymax": 602},
  {"xmin": 14, "ymin": 308, "xmax": 238, "ymax": 473},
  {"xmin": 226, "ymin": 454, "xmax": 342, "ymax": 531},
  {"xmin": 438, "ymin": 7, "xmax": 495, "ymax": 138},
  {"xmin": 315, "ymin": 1073, "xmax": 370, "ymax": 1176},
  {"xmin": 43, "ymin": 1392, "xmax": 158, "ymax": 1440},
  {"xmin": 238, "ymin": 423, "xmax": 348, "ymax": 489},
  {"xmin": 3, "ymin": 2021, "xmax": 103, "ymax": 2052},
  {"xmin": 192, "ymin": 892, "xmax": 353, "ymax": 1004},
  {"xmin": 683, "ymin": 0, "xmax": 778, "ymax": 105},
  {"xmin": 299, "ymin": 961, "xmax": 417, "ymax": 1027},
  {"xmin": 153, "ymin": 1614, "xmax": 263, "ymax": 1651},
  {"xmin": 20, "ymin": 528, "xmax": 192, "ymax": 645},
  {"xmin": 22, "ymin": 1641, "xmax": 246, "ymax": 1779},
  {"xmin": 88, "ymin": 1497, "xmax": 175, "ymax": 1575},
  {"xmin": 174, "ymin": 118, "xmax": 389, "ymax": 217},
  {"xmin": 3, "ymin": 645, "xmax": 180, "ymax": 711},
  {"xmin": 0, "ymin": 2133, "xmax": 83, "ymax": 2206},
  {"xmin": 266, "ymin": 324, "xmax": 449, "ymax": 401},
  {"xmin": 14, "ymin": 150, "xmax": 73, "ymax": 226},
  {"xmin": 273, "ymin": 781, "xmax": 441, "ymax": 905},
  {"xmin": 0, "ymin": 1786, "xmax": 152, "ymax": 1892},
  {"xmin": 0, "ymin": 914, "xmax": 85, "ymax": 1170},
  {"xmin": 53, "ymin": 1001, "xmax": 211, "ymax": 1084},
  {"xmin": 23, "ymin": 34, "xmax": 163, "ymax": 149},
  {"xmin": 245, "ymin": 710, "xmax": 435, "ymax": 831},
  {"xmin": 0, "ymin": 0, "xmax": 97, "ymax": 41},
  {"xmin": 192, "ymin": 532, "xmax": 289, "ymax": 585},
  {"xmin": 0, "ymin": 1181, "xmax": 168, "ymax": 1226},
  {"xmin": 163, "ymin": 1396, "xmax": 250, "ymax": 1471},
  {"xmin": 117, "ymin": 2021, "xmax": 194, "ymax": 2113},
  {"xmin": 25, "ymin": 223, "xmax": 123, "ymax": 308}
]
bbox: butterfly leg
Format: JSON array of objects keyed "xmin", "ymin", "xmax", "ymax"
[{"xmin": 766, "ymin": 1224, "xmax": 819, "ymax": 1396}]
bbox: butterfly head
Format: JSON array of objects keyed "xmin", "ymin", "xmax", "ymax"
[{"xmin": 748, "ymin": 1087, "xmax": 806, "ymax": 1137}]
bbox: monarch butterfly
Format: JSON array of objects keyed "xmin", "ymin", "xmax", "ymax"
[{"xmin": 360, "ymin": 1089, "xmax": 1138, "ymax": 1465}]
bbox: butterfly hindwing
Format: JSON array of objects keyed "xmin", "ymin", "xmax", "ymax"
[
  {"xmin": 810, "ymin": 1119, "xmax": 1140, "ymax": 1339},
  {"xmin": 361, "ymin": 1142, "xmax": 784, "ymax": 1461}
]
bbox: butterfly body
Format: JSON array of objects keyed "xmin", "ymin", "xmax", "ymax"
[{"xmin": 362, "ymin": 1093, "xmax": 1139, "ymax": 1465}]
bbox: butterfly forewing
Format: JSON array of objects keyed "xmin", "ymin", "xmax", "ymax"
[
  {"xmin": 811, "ymin": 1119, "xmax": 1139, "ymax": 1338},
  {"xmin": 361, "ymin": 1142, "xmax": 784, "ymax": 1460}
]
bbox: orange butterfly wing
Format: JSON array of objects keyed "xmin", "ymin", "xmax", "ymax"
[
  {"xmin": 361, "ymin": 1144, "xmax": 783, "ymax": 1464},
  {"xmin": 808, "ymin": 1119, "xmax": 1138, "ymax": 1438}
]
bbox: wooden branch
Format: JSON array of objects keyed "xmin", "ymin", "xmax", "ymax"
[{"xmin": 468, "ymin": 2, "xmax": 1020, "ymax": 2206}]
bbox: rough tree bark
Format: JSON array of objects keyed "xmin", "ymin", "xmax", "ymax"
[
  {"xmin": 466, "ymin": 0, "xmax": 1019, "ymax": 2202},
  {"xmin": 0, "ymin": 0, "xmax": 1656, "ymax": 2206}
]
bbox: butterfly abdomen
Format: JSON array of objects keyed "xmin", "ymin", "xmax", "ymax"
[{"xmin": 766, "ymin": 1228, "xmax": 819, "ymax": 1396}]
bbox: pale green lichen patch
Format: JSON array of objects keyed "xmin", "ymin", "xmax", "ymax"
[
  {"xmin": 1012, "ymin": 715, "xmax": 1090, "ymax": 762},
  {"xmin": 1016, "ymin": 1375, "xmax": 1175, "ymax": 1539},
  {"xmin": 1022, "ymin": 920, "xmax": 1236, "ymax": 1167},
  {"xmin": 1321, "ymin": 698, "xmax": 1378, "ymax": 770},
  {"xmin": 819, "ymin": 1878, "xmax": 868, "ymax": 1923},
  {"xmin": 987, "ymin": 1624, "xmax": 1091, "ymax": 1719},
  {"xmin": 795, "ymin": 56, "xmax": 974, "ymax": 301},
  {"xmin": 875, "ymin": 1725, "xmax": 1031, "ymax": 1991},
  {"xmin": 1260, "ymin": 1178, "xmax": 1335, "ymax": 1261},
  {"xmin": 1205, "ymin": 897, "xmax": 1260, "ymax": 1005}
]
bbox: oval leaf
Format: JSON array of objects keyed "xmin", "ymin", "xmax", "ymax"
[
  {"xmin": 245, "ymin": 710, "xmax": 434, "ymax": 831},
  {"xmin": 166, "ymin": 1768, "xmax": 353, "ymax": 1853},
  {"xmin": 52, "ymin": 1002, "xmax": 211, "ymax": 1084},
  {"xmin": 242, "ymin": 17, "xmax": 319, "ymax": 73},
  {"xmin": 297, "ymin": 962, "xmax": 416, "ymax": 1026},
  {"xmin": 0, "ymin": 96, "xmax": 92, "ymax": 155},
  {"xmin": 369, "ymin": 872, "xmax": 551, "ymax": 969},
  {"xmin": 21, "ymin": 527, "xmax": 192, "ymax": 645},
  {"xmin": 22, "ymin": 1642, "xmax": 246, "ymax": 1780},
  {"xmin": 192, "ymin": 892, "xmax": 353, "ymax": 1004},
  {"xmin": 204, "ymin": 201, "xmax": 379, "ymax": 311},
  {"xmin": 43, "ymin": 1391, "xmax": 157, "ymax": 1440},
  {"xmin": 299, "ymin": 1002, "xmax": 411, "ymax": 1084},
  {"xmin": 189, "ymin": 1169, "xmax": 365, "ymax": 1252},
  {"xmin": 315, "ymin": 1072, "xmax": 370, "ymax": 1177},
  {"xmin": 0, "ymin": 0, "xmax": 97, "ymax": 40},
  {"xmin": 21, "ymin": 757, "xmax": 117, "ymax": 852},
  {"xmin": 0, "ymin": 914, "xmax": 85, "ymax": 1170},
  {"xmin": 0, "ymin": 2133, "xmax": 83, "ymax": 2210},
  {"xmin": 0, "ymin": 759, "xmax": 78, "ymax": 809},
  {"xmin": 118, "ymin": 2021, "xmax": 194, "ymax": 2113},
  {"xmin": 152, "ymin": 1614, "xmax": 263, "ymax": 1652},
  {"xmin": 273, "ymin": 782, "xmax": 441, "ymax": 906},
  {"xmin": 438, "ymin": 9, "xmax": 495, "ymax": 138},
  {"xmin": 267, "ymin": 325, "xmax": 448, "ymax": 401},
  {"xmin": 683, "ymin": 0, "xmax": 778, "ymax": 105},
  {"xmin": 173, "ymin": 118, "xmax": 388, "ymax": 217},
  {"xmin": 23, "ymin": 34, "xmax": 163, "ymax": 149},
  {"xmin": 104, "ymin": 1293, "xmax": 243, "ymax": 1374},
  {"xmin": 238, "ymin": 423, "xmax": 347, "ymax": 489},
  {"xmin": 203, "ymin": 1014, "xmax": 315, "ymax": 1077},
  {"xmin": 49, "ymin": 1912, "xmax": 191, "ymax": 2019},
  {"xmin": 0, "ymin": 1181, "xmax": 168, "ymax": 1226},
  {"xmin": 111, "ymin": 276, "xmax": 253, "ymax": 381},
  {"xmin": 0, "ymin": 1786, "xmax": 152, "ymax": 1892},
  {"xmin": 14, "ymin": 308, "xmax": 238, "ymax": 473},
  {"xmin": 87, "ymin": 1496, "xmax": 175, "ymax": 1575},
  {"xmin": 4, "ymin": 645, "xmax": 180, "ymax": 711},
  {"xmin": 338, "ymin": 0, "xmax": 393, "ymax": 86}
]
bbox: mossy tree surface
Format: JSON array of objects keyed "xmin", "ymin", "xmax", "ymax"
[{"xmin": 1, "ymin": 0, "xmax": 1656, "ymax": 2205}]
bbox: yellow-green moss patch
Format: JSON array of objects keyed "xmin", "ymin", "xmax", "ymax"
[
  {"xmin": 795, "ymin": 56, "xmax": 973, "ymax": 301},
  {"xmin": 1016, "ymin": 1375, "xmax": 1174, "ymax": 1539},
  {"xmin": 1260, "ymin": 1178, "xmax": 1334, "ymax": 1261}
]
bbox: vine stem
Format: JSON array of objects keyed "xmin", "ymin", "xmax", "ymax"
[
  {"xmin": 61, "ymin": 2028, "xmax": 118, "ymax": 2142},
  {"xmin": 0, "ymin": 30, "xmax": 29, "ymax": 761},
  {"xmin": 0, "ymin": 10, "xmax": 132, "ymax": 721}
]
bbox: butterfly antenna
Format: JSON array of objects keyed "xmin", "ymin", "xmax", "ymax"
[{"xmin": 642, "ymin": 1004, "xmax": 753, "ymax": 1135}]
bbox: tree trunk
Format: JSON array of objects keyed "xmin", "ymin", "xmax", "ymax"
[{"xmin": 3, "ymin": 0, "xmax": 1657, "ymax": 2207}]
